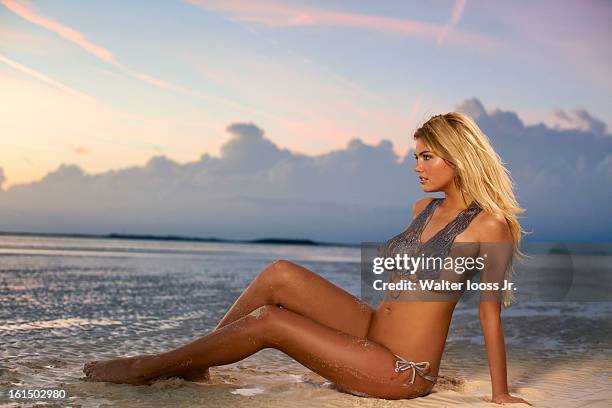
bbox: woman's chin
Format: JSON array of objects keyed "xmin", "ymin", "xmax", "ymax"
[{"xmin": 421, "ymin": 185, "xmax": 439, "ymax": 193}]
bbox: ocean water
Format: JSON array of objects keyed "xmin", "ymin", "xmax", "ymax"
[{"xmin": 1, "ymin": 235, "xmax": 610, "ymax": 407}]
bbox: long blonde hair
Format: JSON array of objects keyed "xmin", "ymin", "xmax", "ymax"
[{"xmin": 414, "ymin": 112, "xmax": 526, "ymax": 306}]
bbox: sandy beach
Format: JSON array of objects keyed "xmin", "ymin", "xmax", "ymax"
[
  {"xmin": 2, "ymin": 339, "xmax": 609, "ymax": 407},
  {"xmin": 1, "ymin": 235, "xmax": 610, "ymax": 407}
]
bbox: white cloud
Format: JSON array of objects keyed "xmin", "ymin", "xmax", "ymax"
[
  {"xmin": 1, "ymin": 99, "xmax": 611, "ymax": 242},
  {"xmin": 553, "ymin": 108, "xmax": 608, "ymax": 136},
  {"xmin": 456, "ymin": 98, "xmax": 612, "ymax": 241}
]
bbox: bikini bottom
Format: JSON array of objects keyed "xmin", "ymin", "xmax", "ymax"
[{"xmin": 393, "ymin": 354, "xmax": 438, "ymax": 385}]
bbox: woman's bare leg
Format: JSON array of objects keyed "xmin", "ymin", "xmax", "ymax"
[
  {"xmin": 183, "ymin": 259, "xmax": 374, "ymax": 381},
  {"xmin": 215, "ymin": 260, "xmax": 373, "ymax": 334},
  {"xmin": 84, "ymin": 305, "xmax": 430, "ymax": 400}
]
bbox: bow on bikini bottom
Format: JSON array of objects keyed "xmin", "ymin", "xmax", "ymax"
[{"xmin": 393, "ymin": 354, "xmax": 438, "ymax": 384}]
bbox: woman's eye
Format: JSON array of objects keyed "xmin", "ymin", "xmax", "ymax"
[{"xmin": 423, "ymin": 155, "xmax": 431, "ymax": 160}]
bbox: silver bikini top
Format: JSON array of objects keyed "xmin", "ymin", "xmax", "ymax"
[{"xmin": 379, "ymin": 197, "xmax": 483, "ymax": 281}]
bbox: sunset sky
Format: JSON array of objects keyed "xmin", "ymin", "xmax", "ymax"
[{"xmin": 2, "ymin": 0, "xmax": 611, "ymax": 188}]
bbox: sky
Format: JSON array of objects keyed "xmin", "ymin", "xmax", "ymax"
[{"xmin": 1, "ymin": 0, "xmax": 611, "ymax": 242}]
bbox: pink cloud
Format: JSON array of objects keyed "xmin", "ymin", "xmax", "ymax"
[
  {"xmin": 189, "ymin": 0, "xmax": 497, "ymax": 50},
  {"xmin": 406, "ymin": 94, "xmax": 424, "ymax": 129},
  {"xmin": 0, "ymin": 53, "xmax": 95, "ymax": 101},
  {"xmin": 1, "ymin": 0, "xmax": 284, "ymax": 118},
  {"xmin": 1, "ymin": 0, "xmax": 207, "ymax": 92},
  {"xmin": 1, "ymin": 0, "xmax": 117, "ymax": 64},
  {"xmin": 483, "ymin": 1, "xmax": 612, "ymax": 90},
  {"xmin": 437, "ymin": 0, "xmax": 466, "ymax": 46}
]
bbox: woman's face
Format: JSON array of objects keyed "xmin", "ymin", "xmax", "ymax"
[{"xmin": 413, "ymin": 138, "xmax": 456, "ymax": 192}]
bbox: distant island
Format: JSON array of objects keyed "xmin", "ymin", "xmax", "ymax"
[
  {"xmin": 0, "ymin": 231, "xmax": 359, "ymax": 248},
  {"xmin": 1, "ymin": 232, "xmax": 610, "ymax": 254}
]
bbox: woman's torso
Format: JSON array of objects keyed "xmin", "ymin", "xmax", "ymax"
[{"xmin": 366, "ymin": 197, "xmax": 483, "ymax": 376}]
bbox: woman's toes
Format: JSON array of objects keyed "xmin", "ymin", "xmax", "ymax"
[{"xmin": 83, "ymin": 361, "xmax": 98, "ymax": 375}]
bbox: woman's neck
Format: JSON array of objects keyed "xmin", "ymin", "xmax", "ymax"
[{"xmin": 439, "ymin": 183, "xmax": 470, "ymax": 211}]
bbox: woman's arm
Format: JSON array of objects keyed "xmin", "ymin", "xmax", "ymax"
[
  {"xmin": 477, "ymin": 214, "xmax": 531, "ymax": 405},
  {"xmin": 479, "ymin": 302, "xmax": 506, "ymax": 397},
  {"xmin": 479, "ymin": 302, "xmax": 530, "ymax": 404}
]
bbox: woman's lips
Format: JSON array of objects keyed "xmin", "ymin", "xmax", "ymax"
[{"xmin": 419, "ymin": 176, "xmax": 428, "ymax": 184}]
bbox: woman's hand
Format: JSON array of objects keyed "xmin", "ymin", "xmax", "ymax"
[{"xmin": 492, "ymin": 393, "xmax": 531, "ymax": 405}]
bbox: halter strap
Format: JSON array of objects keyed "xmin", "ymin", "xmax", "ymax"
[{"xmin": 417, "ymin": 198, "xmax": 482, "ymax": 250}]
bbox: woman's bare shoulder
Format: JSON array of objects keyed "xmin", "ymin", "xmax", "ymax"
[{"xmin": 472, "ymin": 211, "xmax": 512, "ymax": 243}]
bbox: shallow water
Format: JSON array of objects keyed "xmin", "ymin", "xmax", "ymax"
[{"xmin": 1, "ymin": 235, "xmax": 610, "ymax": 407}]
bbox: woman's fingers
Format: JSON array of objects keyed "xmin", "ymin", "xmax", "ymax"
[{"xmin": 492, "ymin": 393, "xmax": 532, "ymax": 405}]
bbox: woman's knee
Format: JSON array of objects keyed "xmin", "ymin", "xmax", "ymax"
[
  {"xmin": 258, "ymin": 259, "xmax": 300, "ymax": 302},
  {"xmin": 247, "ymin": 304, "xmax": 280, "ymax": 319},
  {"xmin": 247, "ymin": 305, "xmax": 281, "ymax": 331},
  {"xmin": 229, "ymin": 305, "xmax": 278, "ymax": 348},
  {"xmin": 247, "ymin": 305, "xmax": 287, "ymax": 347}
]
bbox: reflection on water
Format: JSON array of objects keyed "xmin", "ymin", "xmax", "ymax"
[
  {"xmin": 1, "ymin": 235, "xmax": 610, "ymax": 407},
  {"xmin": 0, "ymin": 318, "xmax": 121, "ymax": 332}
]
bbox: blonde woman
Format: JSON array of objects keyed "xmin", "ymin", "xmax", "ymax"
[{"xmin": 84, "ymin": 113, "xmax": 530, "ymax": 405}]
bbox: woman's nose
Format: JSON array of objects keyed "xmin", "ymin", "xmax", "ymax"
[{"xmin": 414, "ymin": 161, "xmax": 423, "ymax": 173}]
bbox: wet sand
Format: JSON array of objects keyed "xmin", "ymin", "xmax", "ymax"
[
  {"xmin": 1, "ymin": 236, "xmax": 610, "ymax": 407},
  {"xmin": 2, "ymin": 346, "xmax": 609, "ymax": 407}
]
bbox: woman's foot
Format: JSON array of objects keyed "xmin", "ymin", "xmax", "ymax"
[
  {"xmin": 83, "ymin": 355, "xmax": 159, "ymax": 385},
  {"xmin": 84, "ymin": 356, "xmax": 211, "ymax": 385}
]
